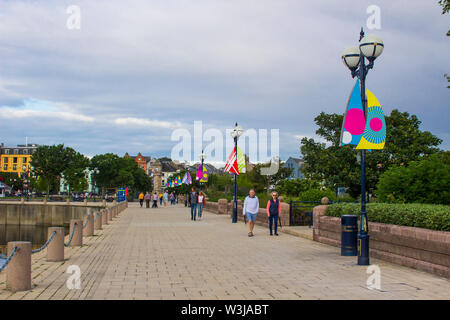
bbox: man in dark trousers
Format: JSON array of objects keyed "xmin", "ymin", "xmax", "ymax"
[{"xmin": 189, "ymin": 187, "xmax": 198, "ymax": 220}]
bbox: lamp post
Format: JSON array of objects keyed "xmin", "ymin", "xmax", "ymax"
[
  {"xmin": 342, "ymin": 28, "xmax": 384, "ymax": 265},
  {"xmin": 230, "ymin": 122, "xmax": 244, "ymax": 223},
  {"xmin": 92, "ymin": 168, "xmax": 99, "ymax": 202},
  {"xmin": 199, "ymin": 150, "xmax": 207, "ymax": 191},
  {"xmin": 22, "ymin": 165, "xmax": 31, "ymax": 201}
]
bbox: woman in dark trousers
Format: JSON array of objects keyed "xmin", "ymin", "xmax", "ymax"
[{"xmin": 266, "ymin": 191, "xmax": 281, "ymax": 236}]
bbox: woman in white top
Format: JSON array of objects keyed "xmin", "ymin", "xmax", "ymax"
[{"xmin": 197, "ymin": 191, "xmax": 206, "ymax": 220}]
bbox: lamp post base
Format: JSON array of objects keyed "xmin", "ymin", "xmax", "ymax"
[
  {"xmin": 232, "ymin": 208, "xmax": 237, "ymax": 223},
  {"xmin": 357, "ymin": 233, "xmax": 370, "ymax": 265}
]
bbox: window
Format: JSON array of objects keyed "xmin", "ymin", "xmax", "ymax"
[
  {"xmin": 13, "ymin": 157, "xmax": 18, "ymax": 163},
  {"xmin": 13, "ymin": 164, "xmax": 17, "ymax": 171},
  {"xmin": 4, "ymin": 149, "xmax": 9, "ymax": 154},
  {"xmin": 23, "ymin": 149, "xmax": 28, "ymax": 154},
  {"xmin": 3, "ymin": 164, "xmax": 7, "ymax": 171},
  {"xmin": 13, "ymin": 149, "xmax": 18, "ymax": 155},
  {"xmin": 3, "ymin": 157, "xmax": 7, "ymax": 163},
  {"xmin": 23, "ymin": 157, "xmax": 27, "ymax": 163}
]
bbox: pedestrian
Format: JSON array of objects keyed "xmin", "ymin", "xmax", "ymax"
[
  {"xmin": 144, "ymin": 192, "xmax": 151, "ymax": 208},
  {"xmin": 243, "ymin": 189, "xmax": 259, "ymax": 237},
  {"xmin": 163, "ymin": 190, "xmax": 168, "ymax": 207},
  {"xmin": 266, "ymin": 191, "xmax": 281, "ymax": 236},
  {"xmin": 159, "ymin": 192, "xmax": 163, "ymax": 206},
  {"xmin": 138, "ymin": 192, "xmax": 144, "ymax": 208},
  {"xmin": 189, "ymin": 187, "xmax": 198, "ymax": 221},
  {"xmin": 152, "ymin": 192, "xmax": 158, "ymax": 208},
  {"xmin": 197, "ymin": 191, "xmax": 206, "ymax": 220},
  {"xmin": 170, "ymin": 192, "xmax": 175, "ymax": 205}
]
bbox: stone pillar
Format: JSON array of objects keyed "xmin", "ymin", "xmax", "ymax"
[
  {"xmin": 69, "ymin": 219, "xmax": 83, "ymax": 247},
  {"xmin": 313, "ymin": 204, "xmax": 328, "ymax": 242},
  {"xmin": 20, "ymin": 198, "xmax": 25, "ymax": 204},
  {"xmin": 47, "ymin": 227, "xmax": 64, "ymax": 262},
  {"xmin": 280, "ymin": 202, "xmax": 290, "ymax": 226},
  {"xmin": 83, "ymin": 213, "xmax": 94, "ymax": 237},
  {"xmin": 83, "ymin": 198, "xmax": 88, "ymax": 206},
  {"xmin": 218, "ymin": 199, "xmax": 228, "ymax": 215},
  {"xmin": 102, "ymin": 200, "xmax": 106, "ymax": 207},
  {"xmin": 43, "ymin": 198, "xmax": 47, "ymax": 205},
  {"xmin": 94, "ymin": 210, "xmax": 103, "ymax": 230},
  {"xmin": 6, "ymin": 241, "xmax": 31, "ymax": 291},
  {"xmin": 102, "ymin": 209, "xmax": 108, "ymax": 225},
  {"xmin": 66, "ymin": 198, "xmax": 70, "ymax": 205},
  {"xmin": 107, "ymin": 208, "xmax": 112, "ymax": 221}
]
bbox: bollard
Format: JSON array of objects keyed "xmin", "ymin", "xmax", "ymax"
[
  {"xmin": 47, "ymin": 227, "xmax": 64, "ymax": 262},
  {"xmin": 341, "ymin": 215, "xmax": 358, "ymax": 256},
  {"xmin": 20, "ymin": 197, "xmax": 25, "ymax": 204},
  {"xmin": 83, "ymin": 198, "xmax": 88, "ymax": 206},
  {"xmin": 107, "ymin": 208, "xmax": 112, "ymax": 221},
  {"xmin": 43, "ymin": 198, "xmax": 47, "ymax": 205},
  {"xmin": 102, "ymin": 200, "xmax": 106, "ymax": 207},
  {"xmin": 66, "ymin": 198, "xmax": 70, "ymax": 204},
  {"xmin": 83, "ymin": 213, "xmax": 94, "ymax": 237},
  {"xmin": 102, "ymin": 208, "xmax": 108, "ymax": 225},
  {"xmin": 94, "ymin": 210, "xmax": 103, "ymax": 230},
  {"xmin": 69, "ymin": 219, "xmax": 83, "ymax": 246},
  {"xmin": 7, "ymin": 241, "xmax": 31, "ymax": 291}
]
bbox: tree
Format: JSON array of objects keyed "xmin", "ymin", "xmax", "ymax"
[
  {"xmin": 300, "ymin": 110, "xmax": 443, "ymax": 198},
  {"xmin": 376, "ymin": 152, "xmax": 450, "ymax": 204},
  {"xmin": 0, "ymin": 172, "xmax": 23, "ymax": 192},
  {"xmin": 63, "ymin": 148, "xmax": 89, "ymax": 193},
  {"xmin": 31, "ymin": 144, "xmax": 71, "ymax": 195}
]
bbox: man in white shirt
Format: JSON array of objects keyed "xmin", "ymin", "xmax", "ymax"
[{"xmin": 243, "ymin": 189, "xmax": 259, "ymax": 237}]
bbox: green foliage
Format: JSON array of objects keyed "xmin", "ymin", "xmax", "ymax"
[
  {"xmin": 0, "ymin": 172, "xmax": 23, "ymax": 191},
  {"xmin": 276, "ymin": 178, "xmax": 320, "ymax": 196},
  {"xmin": 376, "ymin": 152, "xmax": 450, "ymax": 204},
  {"xmin": 63, "ymin": 147, "xmax": 90, "ymax": 193},
  {"xmin": 298, "ymin": 188, "xmax": 336, "ymax": 202},
  {"xmin": 90, "ymin": 153, "xmax": 152, "ymax": 195},
  {"xmin": 326, "ymin": 203, "xmax": 450, "ymax": 231},
  {"xmin": 300, "ymin": 110, "xmax": 443, "ymax": 198},
  {"xmin": 31, "ymin": 144, "xmax": 73, "ymax": 194}
]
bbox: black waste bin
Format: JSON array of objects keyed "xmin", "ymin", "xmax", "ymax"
[{"xmin": 341, "ymin": 215, "xmax": 358, "ymax": 256}]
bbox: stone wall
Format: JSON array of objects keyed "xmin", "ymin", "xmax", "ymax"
[
  {"xmin": 0, "ymin": 202, "xmax": 105, "ymax": 227},
  {"xmin": 313, "ymin": 205, "xmax": 450, "ymax": 278}
]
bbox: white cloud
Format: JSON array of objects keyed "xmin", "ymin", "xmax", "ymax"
[{"xmin": 114, "ymin": 117, "xmax": 181, "ymax": 129}]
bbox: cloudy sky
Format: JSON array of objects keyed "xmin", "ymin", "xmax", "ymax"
[{"xmin": 0, "ymin": 0, "xmax": 448, "ymax": 164}]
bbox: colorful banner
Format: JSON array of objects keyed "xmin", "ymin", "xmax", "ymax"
[
  {"xmin": 340, "ymin": 79, "xmax": 386, "ymax": 150},
  {"xmin": 224, "ymin": 147, "xmax": 239, "ymax": 175},
  {"xmin": 182, "ymin": 171, "xmax": 192, "ymax": 185}
]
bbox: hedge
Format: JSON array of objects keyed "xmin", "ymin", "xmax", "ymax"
[{"xmin": 326, "ymin": 203, "xmax": 450, "ymax": 231}]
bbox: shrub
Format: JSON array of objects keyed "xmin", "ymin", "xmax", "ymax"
[
  {"xmin": 326, "ymin": 203, "xmax": 450, "ymax": 231},
  {"xmin": 298, "ymin": 188, "xmax": 336, "ymax": 202},
  {"xmin": 375, "ymin": 153, "xmax": 450, "ymax": 205}
]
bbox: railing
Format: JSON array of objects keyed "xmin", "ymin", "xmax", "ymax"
[
  {"xmin": 0, "ymin": 246, "xmax": 19, "ymax": 273},
  {"xmin": 32, "ymin": 231, "xmax": 57, "ymax": 254},
  {"xmin": 289, "ymin": 200, "xmax": 319, "ymax": 227}
]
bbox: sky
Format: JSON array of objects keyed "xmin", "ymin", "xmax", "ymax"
[{"xmin": 0, "ymin": 0, "xmax": 449, "ymax": 165}]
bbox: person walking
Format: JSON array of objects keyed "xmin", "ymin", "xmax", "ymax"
[
  {"xmin": 266, "ymin": 191, "xmax": 281, "ymax": 236},
  {"xmin": 163, "ymin": 190, "xmax": 169, "ymax": 207},
  {"xmin": 189, "ymin": 187, "xmax": 198, "ymax": 221},
  {"xmin": 144, "ymin": 192, "xmax": 151, "ymax": 208},
  {"xmin": 243, "ymin": 189, "xmax": 259, "ymax": 237},
  {"xmin": 138, "ymin": 192, "xmax": 144, "ymax": 208},
  {"xmin": 159, "ymin": 192, "xmax": 163, "ymax": 206},
  {"xmin": 152, "ymin": 192, "xmax": 158, "ymax": 208},
  {"xmin": 197, "ymin": 191, "xmax": 206, "ymax": 220}
]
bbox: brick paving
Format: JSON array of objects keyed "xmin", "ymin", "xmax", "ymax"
[{"xmin": 1, "ymin": 202, "xmax": 449, "ymax": 300}]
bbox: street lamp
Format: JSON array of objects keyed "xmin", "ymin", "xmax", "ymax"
[
  {"xmin": 22, "ymin": 165, "xmax": 30, "ymax": 201},
  {"xmin": 342, "ymin": 28, "xmax": 384, "ymax": 266},
  {"xmin": 199, "ymin": 150, "xmax": 207, "ymax": 190},
  {"xmin": 230, "ymin": 122, "xmax": 244, "ymax": 223}
]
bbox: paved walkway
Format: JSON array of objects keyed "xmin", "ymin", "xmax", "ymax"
[{"xmin": 1, "ymin": 203, "xmax": 449, "ymax": 300}]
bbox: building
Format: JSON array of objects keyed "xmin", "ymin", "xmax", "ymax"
[
  {"xmin": 124, "ymin": 152, "xmax": 151, "ymax": 172},
  {"xmin": 284, "ymin": 157, "xmax": 305, "ymax": 180},
  {"xmin": 0, "ymin": 143, "xmax": 39, "ymax": 177}
]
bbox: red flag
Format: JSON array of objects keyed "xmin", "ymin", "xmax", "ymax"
[{"xmin": 224, "ymin": 147, "xmax": 239, "ymax": 175}]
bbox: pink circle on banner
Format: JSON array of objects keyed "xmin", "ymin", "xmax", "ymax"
[
  {"xmin": 370, "ymin": 118, "xmax": 383, "ymax": 132},
  {"xmin": 344, "ymin": 109, "xmax": 365, "ymax": 135}
]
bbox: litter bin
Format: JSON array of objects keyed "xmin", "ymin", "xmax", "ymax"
[{"xmin": 341, "ymin": 215, "xmax": 358, "ymax": 256}]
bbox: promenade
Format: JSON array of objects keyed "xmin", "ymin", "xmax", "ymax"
[{"xmin": 0, "ymin": 202, "xmax": 448, "ymax": 300}]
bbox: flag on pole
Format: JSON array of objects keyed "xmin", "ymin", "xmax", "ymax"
[
  {"xmin": 224, "ymin": 147, "xmax": 239, "ymax": 175},
  {"xmin": 196, "ymin": 164, "xmax": 203, "ymax": 181},
  {"xmin": 182, "ymin": 171, "xmax": 192, "ymax": 185},
  {"xmin": 177, "ymin": 176, "xmax": 182, "ymax": 185},
  {"xmin": 200, "ymin": 165, "xmax": 208, "ymax": 182},
  {"xmin": 237, "ymin": 146, "xmax": 246, "ymax": 174}
]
